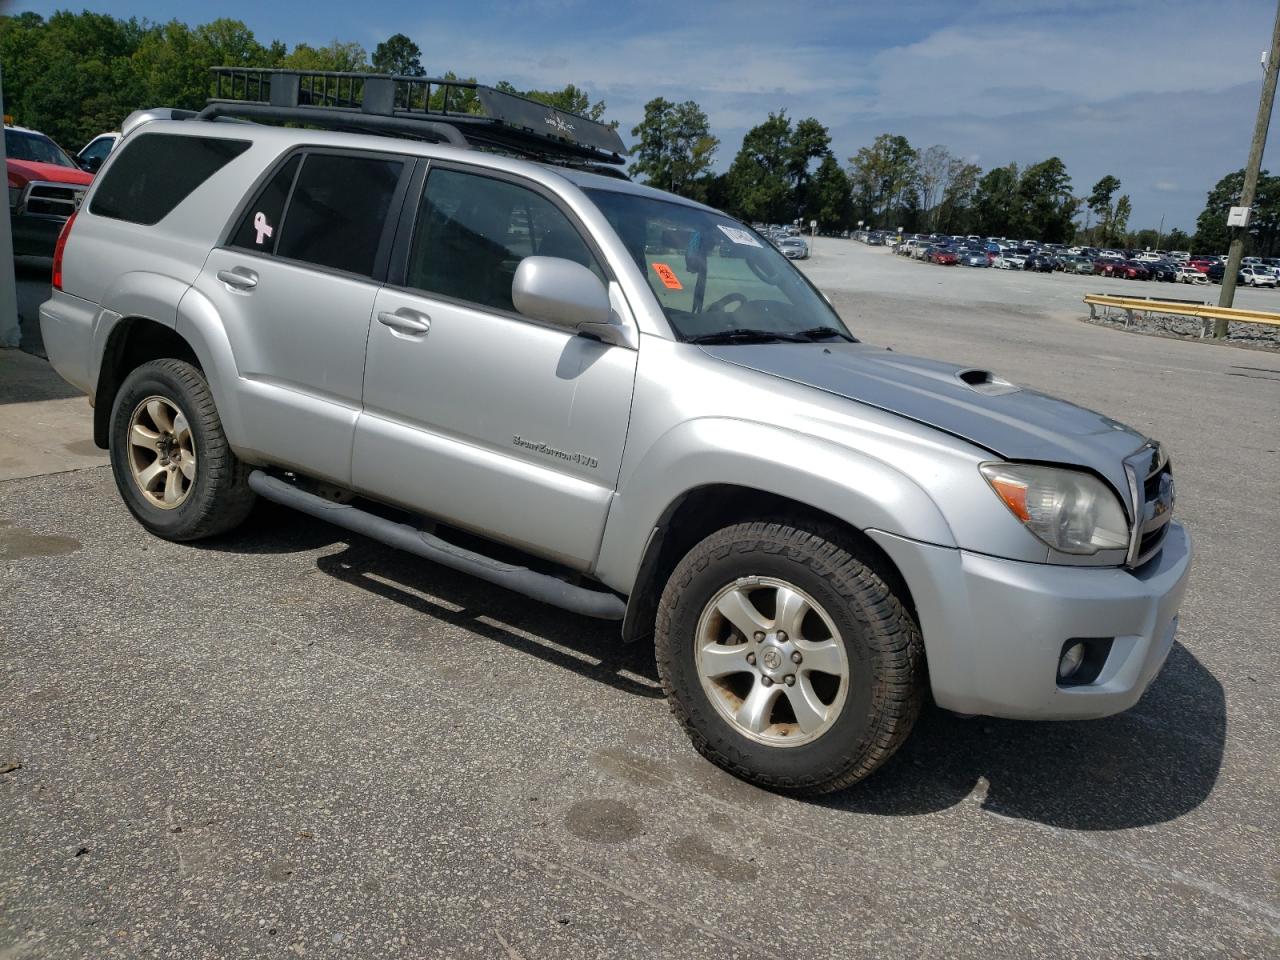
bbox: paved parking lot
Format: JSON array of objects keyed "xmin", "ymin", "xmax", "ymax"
[{"xmin": 2, "ymin": 241, "xmax": 1278, "ymax": 958}]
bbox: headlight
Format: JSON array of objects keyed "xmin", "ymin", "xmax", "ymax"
[
  {"xmin": 980, "ymin": 463, "xmax": 1129, "ymax": 555},
  {"xmin": 8, "ymin": 186, "xmax": 19, "ymax": 209}
]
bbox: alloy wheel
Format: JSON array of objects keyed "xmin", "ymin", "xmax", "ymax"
[
  {"xmin": 694, "ymin": 577, "xmax": 850, "ymax": 747},
  {"xmin": 127, "ymin": 396, "xmax": 197, "ymax": 509}
]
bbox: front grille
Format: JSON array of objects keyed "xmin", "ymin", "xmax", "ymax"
[
  {"xmin": 1124, "ymin": 445, "xmax": 1173, "ymax": 568},
  {"xmin": 21, "ymin": 182, "xmax": 84, "ymax": 219}
]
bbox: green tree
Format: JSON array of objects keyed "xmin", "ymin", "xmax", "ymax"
[
  {"xmin": 1087, "ymin": 175, "xmax": 1121, "ymax": 246},
  {"xmin": 726, "ymin": 111, "xmax": 793, "ymax": 223},
  {"xmin": 1111, "ymin": 195, "xmax": 1132, "ymax": 246},
  {"xmin": 3, "ymin": 10, "xmax": 148, "ymax": 148},
  {"xmin": 1193, "ymin": 170, "xmax": 1244, "ymax": 254},
  {"xmin": 629, "ymin": 97, "xmax": 717, "ymax": 196},
  {"xmin": 847, "ymin": 134, "xmax": 917, "ymax": 226},
  {"xmin": 807, "ymin": 152, "xmax": 852, "ymax": 228},
  {"xmin": 935, "ymin": 159, "xmax": 982, "ymax": 234},
  {"xmin": 523, "ymin": 83, "xmax": 607, "ymax": 121},
  {"xmin": 1018, "ymin": 157, "xmax": 1077, "ymax": 242},
  {"xmin": 1131, "ymin": 228, "xmax": 1161, "ymax": 250},
  {"xmin": 914, "ymin": 144, "xmax": 952, "ymax": 230},
  {"xmin": 371, "ymin": 33, "xmax": 424, "ymax": 76},
  {"xmin": 786, "ymin": 117, "xmax": 830, "ymax": 217},
  {"xmin": 973, "ymin": 163, "xmax": 1022, "ymax": 238},
  {"xmin": 279, "ymin": 40, "xmax": 368, "ymax": 72},
  {"xmin": 1163, "ymin": 227, "xmax": 1192, "ymax": 251}
]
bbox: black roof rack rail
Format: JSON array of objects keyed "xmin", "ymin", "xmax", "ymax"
[{"xmin": 200, "ymin": 67, "xmax": 628, "ymax": 171}]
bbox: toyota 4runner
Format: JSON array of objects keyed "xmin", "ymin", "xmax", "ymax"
[{"xmin": 40, "ymin": 69, "xmax": 1191, "ymax": 794}]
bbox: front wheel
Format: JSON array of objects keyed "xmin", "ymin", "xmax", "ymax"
[
  {"xmin": 109, "ymin": 359, "xmax": 255, "ymax": 541},
  {"xmin": 655, "ymin": 521, "xmax": 925, "ymax": 795}
]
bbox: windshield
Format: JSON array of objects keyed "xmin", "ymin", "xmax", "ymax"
[
  {"xmin": 5, "ymin": 129, "xmax": 75, "ymax": 168},
  {"xmin": 584, "ymin": 188, "xmax": 852, "ymax": 343}
]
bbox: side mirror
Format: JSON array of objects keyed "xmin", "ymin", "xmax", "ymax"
[{"xmin": 513, "ymin": 256, "xmax": 629, "ymax": 346}]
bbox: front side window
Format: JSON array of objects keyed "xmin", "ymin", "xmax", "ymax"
[
  {"xmin": 584, "ymin": 189, "xmax": 852, "ymax": 343},
  {"xmin": 406, "ymin": 167, "xmax": 603, "ymax": 313},
  {"xmin": 4, "ymin": 129, "xmax": 75, "ymax": 168},
  {"xmin": 274, "ymin": 153, "xmax": 404, "ymax": 277}
]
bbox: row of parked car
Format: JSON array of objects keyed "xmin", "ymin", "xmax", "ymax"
[
  {"xmin": 6, "ymin": 120, "xmax": 119, "ymax": 258},
  {"xmin": 862, "ymin": 229, "xmax": 1279, "ymax": 289},
  {"xmin": 753, "ymin": 223, "xmax": 810, "ymax": 260}
]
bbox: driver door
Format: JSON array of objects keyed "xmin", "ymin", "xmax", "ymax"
[{"xmin": 352, "ymin": 164, "xmax": 638, "ymax": 570}]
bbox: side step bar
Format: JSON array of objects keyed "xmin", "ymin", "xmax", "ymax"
[{"xmin": 247, "ymin": 471, "xmax": 626, "ymax": 621}]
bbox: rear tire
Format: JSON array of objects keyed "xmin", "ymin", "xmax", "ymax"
[
  {"xmin": 109, "ymin": 359, "xmax": 255, "ymax": 541},
  {"xmin": 655, "ymin": 521, "xmax": 924, "ymax": 795}
]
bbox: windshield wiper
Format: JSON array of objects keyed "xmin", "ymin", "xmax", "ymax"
[
  {"xmin": 685, "ymin": 328, "xmax": 808, "ymax": 345},
  {"xmin": 794, "ymin": 326, "xmax": 855, "ymax": 342}
]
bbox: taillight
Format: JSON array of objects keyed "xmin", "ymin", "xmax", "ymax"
[{"xmin": 52, "ymin": 209, "xmax": 77, "ymax": 291}]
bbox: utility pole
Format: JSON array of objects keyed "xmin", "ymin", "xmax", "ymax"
[
  {"xmin": 1218, "ymin": 0, "xmax": 1280, "ymax": 332},
  {"xmin": 0, "ymin": 64, "xmax": 20, "ymax": 349}
]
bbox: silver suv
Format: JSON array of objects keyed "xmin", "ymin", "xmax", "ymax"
[{"xmin": 40, "ymin": 69, "xmax": 1190, "ymax": 794}]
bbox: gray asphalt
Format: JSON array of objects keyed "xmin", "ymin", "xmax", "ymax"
[{"xmin": 2, "ymin": 241, "xmax": 1277, "ymax": 958}]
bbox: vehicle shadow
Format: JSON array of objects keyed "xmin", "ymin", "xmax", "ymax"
[
  {"xmin": 205, "ymin": 506, "xmax": 1224, "ymax": 830},
  {"xmin": 312, "ymin": 539, "xmax": 663, "ymax": 700},
  {"xmin": 818, "ymin": 642, "xmax": 1225, "ymax": 830}
]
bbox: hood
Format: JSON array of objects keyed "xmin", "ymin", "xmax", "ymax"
[
  {"xmin": 7, "ymin": 158, "xmax": 93, "ymax": 187},
  {"xmin": 701, "ymin": 341, "xmax": 1148, "ymax": 498}
]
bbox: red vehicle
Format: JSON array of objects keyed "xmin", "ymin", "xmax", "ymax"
[
  {"xmin": 1115, "ymin": 260, "xmax": 1151, "ymax": 280},
  {"xmin": 1093, "ymin": 258, "xmax": 1121, "ymax": 277},
  {"xmin": 928, "ymin": 247, "xmax": 958, "ymax": 265},
  {"xmin": 6, "ymin": 123, "xmax": 94, "ymax": 257},
  {"xmin": 1186, "ymin": 259, "xmax": 1212, "ymax": 273}
]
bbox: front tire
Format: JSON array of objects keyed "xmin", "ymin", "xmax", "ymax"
[
  {"xmin": 109, "ymin": 359, "xmax": 255, "ymax": 541},
  {"xmin": 655, "ymin": 521, "xmax": 924, "ymax": 795}
]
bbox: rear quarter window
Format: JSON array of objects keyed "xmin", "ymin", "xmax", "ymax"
[{"xmin": 89, "ymin": 132, "xmax": 250, "ymax": 226}]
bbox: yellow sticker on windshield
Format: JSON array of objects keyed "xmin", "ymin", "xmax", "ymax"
[{"xmin": 652, "ymin": 262, "xmax": 683, "ymax": 290}]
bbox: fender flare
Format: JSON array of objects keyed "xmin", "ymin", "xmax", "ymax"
[{"xmin": 593, "ymin": 416, "xmax": 957, "ymax": 595}]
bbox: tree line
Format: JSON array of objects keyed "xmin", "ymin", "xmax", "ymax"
[
  {"xmin": 0, "ymin": 12, "xmax": 606, "ymax": 150},
  {"xmin": 628, "ymin": 105, "xmax": 1206, "ymax": 249},
  {"xmin": 0, "ymin": 10, "xmax": 1249, "ymax": 253}
]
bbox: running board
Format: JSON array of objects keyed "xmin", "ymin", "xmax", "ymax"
[{"xmin": 247, "ymin": 471, "xmax": 626, "ymax": 620}]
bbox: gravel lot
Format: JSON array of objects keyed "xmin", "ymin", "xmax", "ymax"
[{"xmin": 2, "ymin": 240, "xmax": 1278, "ymax": 959}]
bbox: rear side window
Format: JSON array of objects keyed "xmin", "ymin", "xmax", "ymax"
[
  {"xmin": 229, "ymin": 154, "xmax": 301, "ymax": 253},
  {"xmin": 406, "ymin": 167, "xmax": 603, "ymax": 313},
  {"xmin": 274, "ymin": 153, "xmax": 403, "ymax": 277},
  {"xmin": 89, "ymin": 133, "xmax": 250, "ymax": 225}
]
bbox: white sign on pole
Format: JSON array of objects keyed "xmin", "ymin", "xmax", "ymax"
[{"xmin": 1227, "ymin": 206, "xmax": 1252, "ymax": 227}]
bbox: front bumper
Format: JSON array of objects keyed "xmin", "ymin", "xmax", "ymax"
[{"xmin": 868, "ymin": 522, "xmax": 1192, "ymax": 720}]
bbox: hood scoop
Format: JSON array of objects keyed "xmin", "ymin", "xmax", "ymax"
[{"xmin": 956, "ymin": 368, "xmax": 1021, "ymax": 396}]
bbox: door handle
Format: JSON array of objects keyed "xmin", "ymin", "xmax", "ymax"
[
  {"xmin": 377, "ymin": 310, "xmax": 431, "ymax": 335},
  {"xmin": 217, "ymin": 267, "xmax": 258, "ymax": 290}
]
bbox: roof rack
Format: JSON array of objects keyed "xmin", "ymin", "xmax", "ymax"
[{"xmin": 200, "ymin": 67, "xmax": 628, "ymax": 173}]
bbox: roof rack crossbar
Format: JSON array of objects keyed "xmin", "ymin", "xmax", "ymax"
[{"xmin": 205, "ymin": 67, "xmax": 627, "ymax": 167}]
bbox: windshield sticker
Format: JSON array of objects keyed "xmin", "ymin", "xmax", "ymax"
[
  {"xmin": 652, "ymin": 262, "xmax": 683, "ymax": 290},
  {"xmin": 717, "ymin": 225, "xmax": 762, "ymax": 248},
  {"xmin": 252, "ymin": 211, "xmax": 274, "ymax": 245}
]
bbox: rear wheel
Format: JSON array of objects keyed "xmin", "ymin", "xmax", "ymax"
[
  {"xmin": 655, "ymin": 521, "xmax": 924, "ymax": 795},
  {"xmin": 109, "ymin": 359, "xmax": 255, "ymax": 541}
]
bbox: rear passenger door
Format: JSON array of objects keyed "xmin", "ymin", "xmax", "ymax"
[
  {"xmin": 352, "ymin": 164, "xmax": 638, "ymax": 570},
  {"xmin": 194, "ymin": 148, "xmax": 411, "ymax": 484}
]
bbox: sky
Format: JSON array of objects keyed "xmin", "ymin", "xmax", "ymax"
[{"xmin": 10, "ymin": 0, "xmax": 1280, "ymax": 231}]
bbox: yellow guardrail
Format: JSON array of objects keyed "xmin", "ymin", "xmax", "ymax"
[{"xmin": 1083, "ymin": 293, "xmax": 1280, "ymax": 337}]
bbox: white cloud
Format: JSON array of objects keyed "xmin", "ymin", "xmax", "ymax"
[{"xmin": 405, "ymin": 0, "xmax": 1279, "ymax": 230}]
